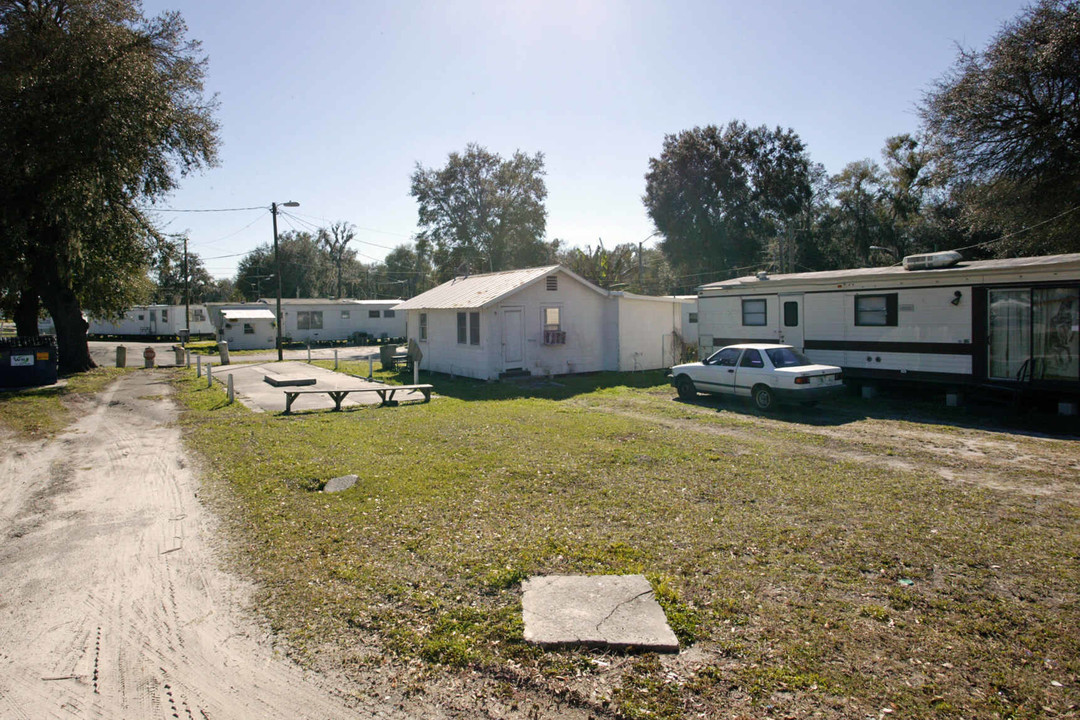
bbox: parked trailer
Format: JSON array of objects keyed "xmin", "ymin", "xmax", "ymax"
[
  {"xmin": 696, "ymin": 253, "xmax": 1080, "ymax": 400},
  {"xmin": 88, "ymin": 304, "xmax": 215, "ymax": 339}
]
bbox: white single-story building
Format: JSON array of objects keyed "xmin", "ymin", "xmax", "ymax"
[
  {"xmin": 219, "ymin": 308, "xmax": 277, "ymax": 350},
  {"xmin": 394, "ymin": 265, "xmax": 686, "ymax": 380}
]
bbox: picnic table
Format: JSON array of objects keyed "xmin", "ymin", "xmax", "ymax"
[{"xmin": 283, "ymin": 383, "xmax": 433, "ymax": 414}]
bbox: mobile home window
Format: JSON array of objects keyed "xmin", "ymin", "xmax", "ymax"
[
  {"xmin": 162, "ymin": 309, "xmax": 169, "ymax": 322},
  {"xmin": 419, "ymin": 313, "xmax": 428, "ymax": 341},
  {"xmin": 783, "ymin": 301, "xmax": 798, "ymax": 327},
  {"xmin": 855, "ymin": 294, "xmax": 897, "ymax": 326},
  {"xmin": 688, "ymin": 312, "xmax": 698, "ymax": 324},
  {"xmin": 341, "ymin": 310, "xmax": 350, "ymax": 319},
  {"xmin": 457, "ymin": 312, "xmax": 467, "ymax": 344},
  {"xmin": 369, "ymin": 310, "xmax": 381, "ymax": 319},
  {"xmin": 297, "ymin": 311, "xmax": 323, "ymax": 330},
  {"xmin": 192, "ymin": 309, "xmax": 206, "ymax": 321},
  {"xmin": 741, "ymin": 299, "xmax": 767, "ymax": 326},
  {"xmin": 384, "ymin": 310, "xmax": 395, "ymax": 318},
  {"xmin": 469, "ymin": 312, "xmax": 480, "ymax": 345}
]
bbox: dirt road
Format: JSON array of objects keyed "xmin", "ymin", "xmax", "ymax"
[{"xmin": 0, "ymin": 372, "xmax": 395, "ymax": 719}]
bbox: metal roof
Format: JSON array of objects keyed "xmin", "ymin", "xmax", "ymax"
[
  {"xmin": 699, "ymin": 253, "xmax": 1080, "ymax": 293},
  {"xmin": 222, "ymin": 308, "xmax": 276, "ymax": 320},
  {"xmin": 395, "ymin": 266, "xmax": 567, "ymax": 310}
]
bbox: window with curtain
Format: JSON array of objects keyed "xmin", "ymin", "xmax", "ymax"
[{"xmin": 1033, "ymin": 288, "xmax": 1079, "ymax": 381}]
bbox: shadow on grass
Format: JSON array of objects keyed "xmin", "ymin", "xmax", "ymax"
[
  {"xmin": 679, "ymin": 382, "xmax": 1080, "ymax": 438},
  {"xmin": 398, "ymin": 369, "xmax": 673, "ymax": 402}
]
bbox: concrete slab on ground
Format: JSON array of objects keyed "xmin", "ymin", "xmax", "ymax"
[
  {"xmin": 521, "ymin": 575, "xmax": 679, "ymax": 653},
  {"xmin": 207, "ymin": 361, "xmax": 427, "ymax": 414}
]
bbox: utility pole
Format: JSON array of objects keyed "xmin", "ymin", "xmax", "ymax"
[
  {"xmin": 272, "ymin": 200, "xmax": 300, "ymax": 361},
  {"xmin": 183, "ymin": 236, "xmax": 190, "ymax": 342}
]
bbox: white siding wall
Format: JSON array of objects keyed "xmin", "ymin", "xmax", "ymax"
[
  {"xmin": 280, "ymin": 303, "xmax": 406, "ymax": 343},
  {"xmin": 699, "ymin": 287, "xmax": 976, "ymax": 376},
  {"xmin": 89, "ymin": 305, "xmax": 214, "ymax": 336},
  {"xmin": 680, "ymin": 299, "xmax": 699, "ymax": 345},
  {"xmin": 501, "ymin": 275, "xmax": 608, "ymax": 377},
  {"xmin": 616, "ymin": 297, "xmax": 682, "ymax": 370},
  {"xmin": 409, "ymin": 308, "xmax": 493, "ymax": 379},
  {"xmin": 221, "ymin": 319, "xmax": 276, "ymax": 350}
]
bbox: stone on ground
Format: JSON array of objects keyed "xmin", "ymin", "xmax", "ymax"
[
  {"xmin": 323, "ymin": 474, "xmax": 358, "ymax": 493},
  {"xmin": 521, "ymin": 574, "xmax": 679, "ymax": 652}
]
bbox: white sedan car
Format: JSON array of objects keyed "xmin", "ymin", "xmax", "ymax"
[{"xmin": 670, "ymin": 343, "xmax": 844, "ymax": 410}]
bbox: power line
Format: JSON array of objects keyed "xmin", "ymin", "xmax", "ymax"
[{"xmin": 140, "ymin": 205, "xmax": 268, "ymax": 213}]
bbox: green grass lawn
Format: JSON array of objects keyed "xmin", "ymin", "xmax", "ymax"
[{"xmin": 174, "ymin": 366, "xmax": 1080, "ymax": 719}]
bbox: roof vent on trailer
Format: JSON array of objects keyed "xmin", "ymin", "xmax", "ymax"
[
  {"xmin": 902, "ymin": 251, "xmax": 962, "ymax": 271},
  {"xmin": 756, "ymin": 271, "xmax": 769, "ymax": 280}
]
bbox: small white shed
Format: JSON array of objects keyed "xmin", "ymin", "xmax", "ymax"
[
  {"xmin": 395, "ymin": 265, "xmax": 685, "ymax": 381},
  {"xmin": 220, "ymin": 308, "xmax": 277, "ymax": 350}
]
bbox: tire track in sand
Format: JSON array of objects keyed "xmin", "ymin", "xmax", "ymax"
[{"xmin": 0, "ymin": 372, "xmax": 398, "ymax": 719}]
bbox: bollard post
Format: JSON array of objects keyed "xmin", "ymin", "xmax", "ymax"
[
  {"xmin": 207, "ymin": 362, "xmax": 212, "ymax": 387},
  {"xmin": 334, "ymin": 348, "xmax": 339, "ymax": 371},
  {"xmin": 185, "ymin": 349, "xmax": 191, "ymax": 369},
  {"xmin": 196, "ymin": 354, "xmax": 202, "ymax": 377},
  {"xmin": 219, "ymin": 340, "xmax": 230, "ymax": 366},
  {"xmin": 116, "ymin": 345, "xmax": 127, "ymax": 368},
  {"xmin": 413, "ymin": 361, "xmax": 418, "ymax": 386},
  {"xmin": 307, "ymin": 343, "xmax": 312, "ymax": 364},
  {"xmin": 367, "ymin": 356, "xmax": 373, "ymax": 380},
  {"xmin": 227, "ymin": 373, "xmax": 235, "ymax": 403}
]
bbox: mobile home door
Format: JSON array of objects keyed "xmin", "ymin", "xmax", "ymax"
[{"xmin": 777, "ymin": 294, "xmax": 804, "ymax": 350}]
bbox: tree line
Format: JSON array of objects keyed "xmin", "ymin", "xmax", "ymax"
[{"xmin": 3, "ymin": 0, "xmax": 1077, "ymax": 372}]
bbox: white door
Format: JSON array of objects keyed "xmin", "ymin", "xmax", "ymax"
[
  {"xmin": 503, "ymin": 307, "xmax": 524, "ymax": 369},
  {"xmin": 778, "ymin": 294, "xmax": 804, "ymax": 350}
]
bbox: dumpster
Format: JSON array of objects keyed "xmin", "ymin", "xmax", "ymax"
[{"xmin": 0, "ymin": 336, "xmax": 58, "ymax": 388}]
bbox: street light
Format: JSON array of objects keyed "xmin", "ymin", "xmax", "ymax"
[{"xmin": 271, "ymin": 201, "xmax": 299, "ymax": 361}]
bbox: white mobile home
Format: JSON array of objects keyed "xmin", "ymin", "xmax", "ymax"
[
  {"xmin": 266, "ymin": 298, "xmax": 405, "ymax": 343},
  {"xmin": 88, "ymin": 304, "xmax": 214, "ymax": 338},
  {"xmin": 696, "ymin": 253, "xmax": 1080, "ymax": 397},
  {"xmin": 395, "ymin": 265, "xmax": 685, "ymax": 381}
]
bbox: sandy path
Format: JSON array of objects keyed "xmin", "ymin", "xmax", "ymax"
[{"xmin": 0, "ymin": 372, "xmax": 390, "ymax": 719}]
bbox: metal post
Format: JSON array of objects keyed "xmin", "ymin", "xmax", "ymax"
[
  {"xmin": 413, "ymin": 361, "xmax": 418, "ymax": 385},
  {"xmin": 334, "ymin": 348, "xmax": 338, "ymax": 371},
  {"xmin": 185, "ymin": 349, "xmax": 191, "ymax": 368},
  {"xmin": 227, "ymin": 373, "xmax": 235, "ymax": 403},
  {"xmin": 207, "ymin": 362, "xmax": 212, "ymax": 387},
  {"xmin": 367, "ymin": 355, "xmax": 373, "ymax": 380},
  {"xmin": 307, "ymin": 342, "xmax": 311, "ymax": 364},
  {"xmin": 196, "ymin": 354, "xmax": 202, "ymax": 377}
]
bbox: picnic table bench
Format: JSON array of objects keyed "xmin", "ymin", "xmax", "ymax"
[{"xmin": 283, "ymin": 383, "xmax": 433, "ymax": 414}]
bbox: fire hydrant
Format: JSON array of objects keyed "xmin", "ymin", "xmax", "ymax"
[{"xmin": 143, "ymin": 346, "xmax": 156, "ymax": 369}]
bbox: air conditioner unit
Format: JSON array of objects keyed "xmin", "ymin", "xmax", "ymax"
[{"xmin": 902, "ymin": 251, "xmax": 962, "ymax": 271}]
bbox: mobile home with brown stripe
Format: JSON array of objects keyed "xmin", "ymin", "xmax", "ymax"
[{"xmin": 696, "ymin": 253, "xmax": 1080, "ymax": 399}]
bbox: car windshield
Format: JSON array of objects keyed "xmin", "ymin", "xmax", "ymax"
[{"xmin": 765, "ymin": 347, "xmax": 815, "ymax": 368}]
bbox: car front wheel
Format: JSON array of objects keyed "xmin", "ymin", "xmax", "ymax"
[
  {"xmin": 752, "ymin": 384, "xmax": 775, "ymax": 411},
  {"xmin": 676, "ymin": 376, "xmax": 697, "ymax": 401}
]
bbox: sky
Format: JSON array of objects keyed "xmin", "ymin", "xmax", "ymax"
[{"xmin": 138, "ymin": 0, "xmax": 1033, "ymax": 280}]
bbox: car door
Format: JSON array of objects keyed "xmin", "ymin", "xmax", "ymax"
[
  {"xmin": 733, "ymin": 348, "xmax": 769, "ymax": 398},
  {"xmin": 695, "ymin": 347, "xmax": 741, "ymax": 395}
]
